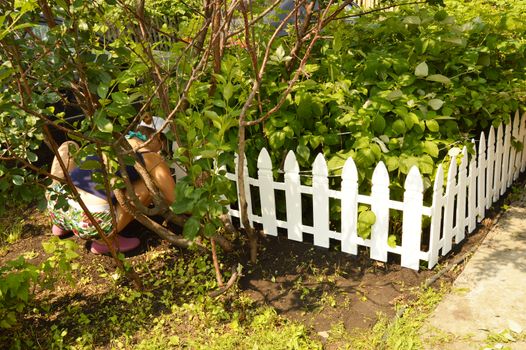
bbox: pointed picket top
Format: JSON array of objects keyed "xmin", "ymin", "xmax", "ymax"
[
  {"xmin": 428, "ymin": 163, "xmax": 444, "ymax": 269},
  {"xmin": 488, "ymin": 125, "xmax": 496, "ymax": 150},
  {"xmin": 497, "ymin": 123, "xmax": 504, "ymax": 142},
  {"xmin": 372, "ymin": 161, "xmax": 389, "ymax": 185},
  {"xmin": 521, "ymin": 112, "xmax": 526, "ymax": 172},
  {"xmin": 447, "ymin": 150, "xmax": 458, "ymax": 180},
  {"xmin": 460, "ymin": 146, "xmax": 468, "ymax": 169},
  {"xmin": 257, "ymin": 148, "xmax": 272, "ymax": 170},
  {"xmin": 504, "ymin": 119, "xmax": 512, "ymax": 144},
  {"xmin": 312, "ymin": 153, "xmax": 328, "ymax": 177},
  {"xmin": 404, "ymin": 166, "xmax": 423, "ymax": 193},
  {"xmin": 233, "ymin": 152, "xmax": 250, "ymax": 170},
  {"xmin": 342, "ymin": 157, "xmax": 358, "ymax": 182},
  {"xmin": 511, "ymin": 113, "xmax": 520, "ymax": 181},
  {"xmin": 513, "ymin": 110, "xmax": 520, "ymax": 135},
  {"xmin": 488, "ymin": 125, "xmax": 495, "ymax": 146},
  {"xmin": 433, "ymin": 164, "xmax": 444, "ymax": 192},
  {"xmin": 284, "ymin": 150, "xmax": 299, "ymax": 173},
  {"xmin": 478, "ymin": 132, "xmax": 486, "ymax": 157}
]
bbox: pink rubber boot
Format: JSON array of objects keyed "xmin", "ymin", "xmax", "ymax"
[
  {"xmin": 52, "ymin": 225, "xmax": 72, "ymax": 237},
  {"xmin": 90, "ymin": 235, "xmax": 140, "ymax": 255}
]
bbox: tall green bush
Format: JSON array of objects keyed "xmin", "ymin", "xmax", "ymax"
[{"xmin": 213, "ymin": 2, "xmax": 526, "ymax": 201}]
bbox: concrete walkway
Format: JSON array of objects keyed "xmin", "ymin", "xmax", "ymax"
[{"xmin": 421, "ymin": 194, "xmax": 526, "ymax": 349}]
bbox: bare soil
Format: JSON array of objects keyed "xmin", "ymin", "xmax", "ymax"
[{"xmin": 0, "ymin": 201, "xmax": 497, "ymax": 345}]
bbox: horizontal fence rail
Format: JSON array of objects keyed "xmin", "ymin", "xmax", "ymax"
[{"xmin": 226, "ymin": 111, "xmax": 526, "ymax": 270}]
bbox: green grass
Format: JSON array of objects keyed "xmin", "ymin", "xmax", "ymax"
[
  {"xmin": 0, "ymin": 209, "xmax": 25, "ymax": 252},
  {"xmin": 1, "ymin": 250, "xmax": 322, "ymax": 349},
  {"xmin": 324, "ymin": 286, "xmax": 447, "ymax": 350}
]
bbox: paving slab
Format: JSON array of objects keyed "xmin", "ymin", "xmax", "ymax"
[{"xmin": 421, "ymin": 196, "xmax": 526, "ymax": 349}]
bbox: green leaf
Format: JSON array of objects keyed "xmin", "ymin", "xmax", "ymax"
[
  {"xmin": 12, "ymin": 175, "xmax": 24, "ymax": 186},
  {"xmin": 94, "ymin": 110, "xmax": 113, "ymax": 133},
  {"xmin": 372, "ymin": 137, "xmax": 389, "ymax": 153},
  {"xmin": 354, "ymin": 149, "xmax": 376, "ymax": 168},
  {"xmin": 418, "ymin": 155, "xmax": 435, "ymax": 174},
  {"xmin": 183, "ymin": 216, "xmax": 201, "ymax": 239},
  {"xmin": 426, "ymin": 74, "xmax": 451, "ymax": 84},
  {"xmin": 400, "ymin": 156, "xmax": 419, "ymax": 174},
  {"xmin": 269, "ymin": 131, "xmax": 286, "ymax": 149},
  {"xmin": 27, "ymin": 151, "xmax": 38, "ymax": 162},
  {"xmin": 387, "ymin": 89, "xmax": 403, "ymax": 101},
  {"xmin": 372, "ymin": 115, "xmax": 386, "ymax": 134},
  {"xmin": 428, "ymin": 99, "xmax": 444, "ymax": 111},
  {"xmin": 426, "ymin": 119, "xmax": 440, "ymax": 132},
  {"xmin": 392, "ymin": 119, "xmax": 407, "ymax": 135},
  {"xmin": 385, "ymin": 156, "xmax": 399, "ymax": 171},
  {"xmin": 296, "ymin": 144, "xmax": 310, "ymax": 162},
  {"xmin": 171, "ymin": 198, "xmax": 193, "ymax": 215},
  {"xmin": 387, "ymin": 235, "xmax": 397, "ymax": 248},
  {"xmin": 223, "ymin": 83, "xmax": 233, "ymax": 102},
  {"xmin": 204, "ymin": 223, "xmax": 216, "ymax": 237},
  {"xmin": 423, "ymin": 141, "xmax": 439, "ymax": 158},
  {"xmin": 403, "ymin": 16, "xmax": 421, "ymax": 25},
  {"xmin": 357, "ymin": 209, "xmax": 376, "ymax": 239},
  {"xmin": 79, "ymin": 160, "xmax": 102, "ymax": 170},
  {"xmin": 111, "ymin": 92, "xmax": 129, "ymax": 105},
  {"xmin": 415, "ymin": 62, "xmax": 428, "ymax": 77},
  {"xmin": 276, "ymin": 45, "xmax": 285, "ymax": 60},
  {"xmin": 95, "ymin": 117, "xmax": 113, "ymax": 133},
  {"xmin": 97, "ymin": 83, "xmax": 109, "ymax": 99},
  {"xmin": 42, "ymin": 241, "xmax": 55, "ymax": 254}
]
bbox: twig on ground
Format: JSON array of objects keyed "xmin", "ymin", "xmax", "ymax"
[
  {"xmin": 211, "ymin": 238, "xmax": 224, "ymax": 287},
  {"xmin": 209, "ymin": 265, "xmax": 241, "ymax": 298}
]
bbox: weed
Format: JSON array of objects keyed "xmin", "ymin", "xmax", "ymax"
[
  {"xmin": 319, "ymin": 291, "xmax": 337, "ymax": 309},
  {"xmin": 483, "ymin": 328, "xmax": 526, "ymax": 349},
  {"xmin": 0, "ymin": 211, "xmax": 25, "ymax": 248},
  {"xmin": 325, "ymin": 286, "xmax": 447, "ymax": 349}
]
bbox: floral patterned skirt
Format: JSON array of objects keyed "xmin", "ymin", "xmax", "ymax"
[{"xmin": 46, "ymin": 183, "xmax": 115, "ymax": 239}]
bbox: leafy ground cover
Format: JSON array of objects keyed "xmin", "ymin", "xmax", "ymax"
[{"xmin": 0, "ymin": 199, "xmax": 503, "ymax": 349}]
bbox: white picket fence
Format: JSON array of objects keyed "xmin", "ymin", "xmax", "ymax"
[{"xmin": 226, "ymin": 111, "xmax": 526, "ymax": 270}]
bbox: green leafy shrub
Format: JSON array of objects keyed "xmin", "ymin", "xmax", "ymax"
[
  {"xmin": 175, "ymin": 0, "xmax": 525, "ymax": 239},
  {"xmin": 0, "ymin": 238, "xmax": 79, "ymax": 329},
  {"xmin": 211, "ymin": 1, "xmax": 526, "ymax": 201}
]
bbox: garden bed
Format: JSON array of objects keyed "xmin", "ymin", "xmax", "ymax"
[{"xmin": 0, "ymin": 197, "xmax": 504, "ymax": 348}]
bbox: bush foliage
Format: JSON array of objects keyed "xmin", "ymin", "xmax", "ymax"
[{"xmin": 0, "ymin": 0, "xmax": 524, "ymax": 238}]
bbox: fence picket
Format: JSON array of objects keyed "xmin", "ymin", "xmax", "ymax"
[
  {"xmin": 477, "ymin": 132, "xmax": 486, "ymax": 222},
  {"xmin": 258, "ymin": 148, "xmax": 277, "ymax": 236},
  {"xmin": 401, "ymin": 167, "xmax": 424, "ymax": 270},
  {"xmin": 442, "ymin": 155, "xmax": 458, "ymax": 255},
  {"xmin": 456, "ymin": 147, "xmax": 468, "ymax": 243},
  {"xmin": 486, "ymin": 127, "xmax": 496, "ymax": 209},
  {"xmin": 312, "ymin": 154, "xmax": 330, "ymax": 248},
  {"xmin": 284, "ymin": 151, "xmax": 303, "ymax": 241},
  {"xmin": 511, "ymin": 112, "xmax": 520, "ymax": 181},
  {"xmin": 370, "ymin": 162, "xmax": 390, "ymax": 262},
  {"xmin": 493, "ymin": 124, "xmax": 504, "ymax": 201},
  {"xmin": 468, "ymin": 145, "xmax": 477, "ymax": 232},
  {"xmin": 428, "ymin": 164, "xmax": 444, "ymax": 268},
  {"xmin": 501, "ymin": 122, "xmax": 512, "ymax": 193},
  {"xmin": 341, "ymin": 158, "xmax": 359, "ymax": 255},
  {"xmin": 521, "ymin": 113, "xmax": 526, "ymax": 172}
]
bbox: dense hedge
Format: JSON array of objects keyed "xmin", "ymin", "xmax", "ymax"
[{"xmin": 211, "ymin": 1, "xmax": 526, "ymax": 201}]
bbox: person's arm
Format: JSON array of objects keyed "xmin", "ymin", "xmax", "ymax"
[{"xmin": 144, "ymin": 153, "xmax": 176, "ymax": 204}]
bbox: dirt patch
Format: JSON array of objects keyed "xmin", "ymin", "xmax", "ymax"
[
  {"xmin": 238, "ymin": 233, "xmax": 460, "ymax": 333},
  {"xmin": 0, "ymin": 199, "xmax": 498, "ymax": 344}
]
